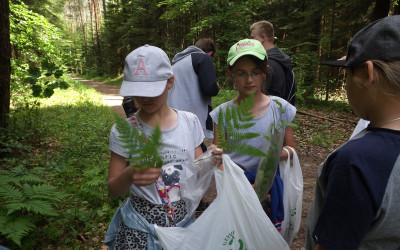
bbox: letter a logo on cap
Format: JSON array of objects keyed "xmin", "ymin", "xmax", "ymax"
[{"xmin": 134, "ymin": 57, "xmax": 149, "ymax": 76}]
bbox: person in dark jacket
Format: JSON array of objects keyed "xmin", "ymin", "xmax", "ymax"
[
  {"xmin": 251, "ymin": 21, "xmax": 296, "ymax": 105},
  {"xmin": 167, "ymin": 38, "xmax": 219, "ymax": 152}
]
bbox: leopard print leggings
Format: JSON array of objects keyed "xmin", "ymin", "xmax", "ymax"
[{"xmin": 113, "ymin": 196, "xmax": 187, "ymax": 250}]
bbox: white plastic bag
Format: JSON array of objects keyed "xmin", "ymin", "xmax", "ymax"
[
  {"xmin": 279, "ymin": 146, "xmax": 303, "ymax": 245},
  {"xmin": 155, "ymin": 154, "xmax": 289, "ymax": 250}
]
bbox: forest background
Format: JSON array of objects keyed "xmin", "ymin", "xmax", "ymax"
[{"xmin": 0, "ymin": 0, "xmax": 399, "ymax": 248}]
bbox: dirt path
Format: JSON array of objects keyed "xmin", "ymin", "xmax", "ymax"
[{"xmin": 72, "ymin": 75, "xmax": 358, "ymax": 250}]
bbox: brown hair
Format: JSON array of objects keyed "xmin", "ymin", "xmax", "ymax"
[
  {"xmin": 250, "ymin": 21, "xmax": 274, "ymax": 43},
  {"xmin": 195, "ymin": 38, "xmax": 216, "ymax": 54}
]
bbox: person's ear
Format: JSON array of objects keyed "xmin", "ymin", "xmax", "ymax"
[
  {"xmin": 261, "ymin": 34, "xmax": 266, "ymax": 44},
  {"xmin": 364, "ymin": 61, "xmax": 375, "ymax": 88},
  {"xmin": 167, "ymin": 76, "xmax": 174, "ymax": 90}
]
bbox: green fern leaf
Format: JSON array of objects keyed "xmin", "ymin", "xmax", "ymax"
[
  {"xmin": 216, "ymin": 107, "xmax": 227, "ymax": 150},
  {"xmin": 0, "ymin": 184, "xmax": 25, "ymax": 203},
  {"xmin": 237, "ymin": 92, "xmax": 254, "ymax": 122},
  {"xmin": 24, "ymin": 199, "xmax": 58, "ymax": 216},
  {"xmin": 113, "ymin": 112, "xmax": 164, "ymax": 169},
  {"xmin": 231, "ymin": 131, "xmax": 261, "ymax": 141},
  {"xmin": 272, "ymin": 99, "xmax": 285, "ymax": 113},
  {"xmin": 281, "ymin": 120, "xmax": 298, "ymax": 129},
  {"xmin": 228, "ymin": 142, "xmax": 267, "ymax": 157},
  {"xmin": 24, "ymin": 184, "xmax": 68, "ymax": 202},
  {"xmin": 3, "ymin": 202, "xmax": 29, "ymax": 215},
  {"xmin": 0, "ymin": 170, "xmax": 13, "ymax": 185},
  {"xmin": 16, "ymin": 174, "xmax": 45, "ymax": 184},
  {"xmin": 0, "ymin": 215, "xmax": 37, "ymax": 246}
]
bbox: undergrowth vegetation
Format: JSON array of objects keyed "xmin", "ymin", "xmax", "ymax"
[
  {"xmin": 0, "ymin": 77, "xmax": 357, "ymax": 248},
  {"xmin": 0, "ymin": 77, "xmax": 122, "ymax": 248}
]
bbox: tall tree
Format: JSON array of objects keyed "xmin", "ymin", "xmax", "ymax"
[{"xmin": 0, "ymin": 0, "xmax": 11, "ymax": 129}]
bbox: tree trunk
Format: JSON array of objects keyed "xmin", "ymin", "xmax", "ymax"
[
  {"xmin": 325, "ymin": 1, "xmax": 336, "ymax": 102},
  {"xmin": 77, "ymin": 0, "xmax": 87, "ymax": 62},
  {"xmin": 102, "ymin": 0, "xmax": 106, "ymax": 20},
  {"xmin": 370, "ymin": 0, "xmax": 390, "ymax": 21},
  {"xmin": 92, "ymin": 0, "xmax": 103, "ymax": 71},
  {"xmin": 0, "ymin": 0, "xmax": 11, "ymax": 129}
]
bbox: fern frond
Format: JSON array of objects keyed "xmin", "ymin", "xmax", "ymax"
[
  {"xmin": 0, "ymin": 170, "xmax": 13, "ymax": 186},
  {"xmin": 3, "ymin": 202, "xmax": 30, "ymax": 215},
  {"xmin": 231, "ymin": 131, "xmax": 261, "ymax": 141},
  {"xmin": 113, "ymin": 112, "xmax": 164, "ymax": 169},
  {"xmin": 16, "ymin": 174, "xmax": 45, "ymax": 184},
  {"xmin": 216, "ymin": 107, "xmax": 227, "ymax": 150},
  {"xmin": 0, "ymin": 215, "xmax": 37, "ymax": 246},
  {"xmin": 0, "ymin": 184, "xmax": 25, "ymax": 203},
  {"xmin": 272, "ymin": 99, "xmax": 285, "ymax": 113},
  {"xmin": 280, "ymin": 120, "xmax": 298, "ymax": 129},
  {"xmin": 24, "ymin": 199, "xmax": 58, "ymax": 216},
  {"xmin": 113, "ymin": 113, "xmax": 140, "ymax": 149},
  {"xmin": 140, "ymin": 125, "xmax": 164, "ymax": 168},
  {"xmin": 225, "ymin": 106, "xmax": 234, "ymax": 139},
  {"xmin": 24, "ymin": 184, "xmax": 68, "ymax": 202},
  {"xmin": 237, "ymin": 92, "xmax": 254, "ymax": 122},
  {"xmin": 83, "ymin": 167, "xmax": 107, "ymax": 187},
  {"xmin": 227, "ymin": 142, "xmax": 267, "ymax": 157}
]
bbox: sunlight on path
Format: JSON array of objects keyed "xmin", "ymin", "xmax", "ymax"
[
  {"xmin": 69, "ymin": 75, "xmax": 126, "ymax": 117},
  {"xmin": 102, "ymin": 95, "xmax": 123, "ymax": 107}
]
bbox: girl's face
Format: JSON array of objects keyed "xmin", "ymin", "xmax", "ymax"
[
  {"xmin": 134, "ymin": 79, "xmax": 173, "ymax": 114},
  {"xmin": 229, "ymin": 57, "xmax": 266, "ymax": 97}
]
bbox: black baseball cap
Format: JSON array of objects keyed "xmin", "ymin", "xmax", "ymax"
[{"xmin": 320, "ymin": 15, "xmax": 400, "ymax": 67}]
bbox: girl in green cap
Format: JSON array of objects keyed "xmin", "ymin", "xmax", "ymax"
[{"xmin": 210, "ymin": 39, "xmax": 297, "ymax": 231}]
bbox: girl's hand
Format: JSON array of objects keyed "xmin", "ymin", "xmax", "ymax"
[
  {"xmin": 207, "ymin": 144, "xmax": 223, "ymax": 168},
  {"xmin": 126, "ymin": 167, "xmax": 162, "ymax": 186}
]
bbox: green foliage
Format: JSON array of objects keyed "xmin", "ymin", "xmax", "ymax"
[
  {"xmin": 9, "ymin": 0, "xmax": 64, "ymax": 65},
  {"xmin": 113, "ymin": 113, "xmax": 164, "ymax": 168},
  {"xmin": 216, "ymin": 92, "xmax": 267, "ymax": 158},
  {"xmin": 1, "ymin": 77, "xmax": 117, "ymax": 248},
  {"xmin": 24, "ymin": 61, "xmax": 69, "ymax": 98},
  {"xmin": 0, "ymin": 169, "xmax": 68, "ymax": 246}
]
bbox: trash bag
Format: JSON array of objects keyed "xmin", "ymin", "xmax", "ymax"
[
  {"xmin": 155, "ymin": 154, "xmax": 289, "ymax": 250},
  {"xmin": 279, "ymin": 146, "xmax": 303, "ymax": 245}
]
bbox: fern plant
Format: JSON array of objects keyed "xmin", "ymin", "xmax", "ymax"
[
  {"xmin": 216, "ymin": 92, "xmax": 267, "ymax": 157},
  {"xmin": 254, "ymin": 99, "xmax": 298, "ymax": 201},
  {"xmin": 215, "ymin": 93, "xmax": 297, "ymax": 202},
  {"xmin": 113, "ymin": 112, "xmax": 164, "ymax": 168},
  {"xmin": 0, "ymin": 169, "xmax": 69, "ymax": 246}
]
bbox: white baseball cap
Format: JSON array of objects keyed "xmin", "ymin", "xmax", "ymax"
[{"xmin": 120, "ymin": 45, "xmax": 173, "ymax": 97}]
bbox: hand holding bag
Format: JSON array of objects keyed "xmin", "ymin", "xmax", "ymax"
[
  {"xmin": 279, "ymin": 146, "xmax": 303, "ymax": 245},
  {"xmin": 155, "ymin": 154, "xmax": 289, "ymax": 250}
]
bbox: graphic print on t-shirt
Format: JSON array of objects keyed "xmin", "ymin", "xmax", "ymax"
[{"xmin": 161, "ymin": 164, "xmax": 183, "ymax": 202}]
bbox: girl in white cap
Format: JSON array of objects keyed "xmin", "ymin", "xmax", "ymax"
[
  {"xmin": 104, "ymin": 44, "xmax": 221, "ymax": 249},
  {"xmin": 210, "ymin": 39, "xmax": 297, "ymax": 232}
]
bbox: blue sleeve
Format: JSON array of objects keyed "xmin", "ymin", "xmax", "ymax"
[{"xmin": 191, "ymin": 53, "xmax": 219, "ymax": 97}]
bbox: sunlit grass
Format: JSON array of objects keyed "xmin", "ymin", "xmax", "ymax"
[{"xmin": 2, "ymin": 77, "xmax": 119, "ymax": 248}]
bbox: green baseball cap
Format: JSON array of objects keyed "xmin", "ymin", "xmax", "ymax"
[{"xmin": 227, "ymin": 39, "xmax": 267, "ymax": 66}]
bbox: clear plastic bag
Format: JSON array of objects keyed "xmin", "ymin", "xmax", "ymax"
[
  {"xmin": 279, "ymin": 146, "xmax": 303, "ymax": 245},
  {"xmin": 179, "ymin": 149, "xmax": 217, "ymax": 217},
  {"xmin": 155, "ymin": 154, "xmax": 289, "ymax": 250}
]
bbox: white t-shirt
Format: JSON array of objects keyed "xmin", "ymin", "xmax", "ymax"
[{"xmin": 109, "ymin": 110, "xmax": 204, "ymax": 204}]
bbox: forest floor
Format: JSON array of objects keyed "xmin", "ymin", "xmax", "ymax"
[{"xmin": 69, "ymin": 75, "xmax": 359, "ymax": 250}]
